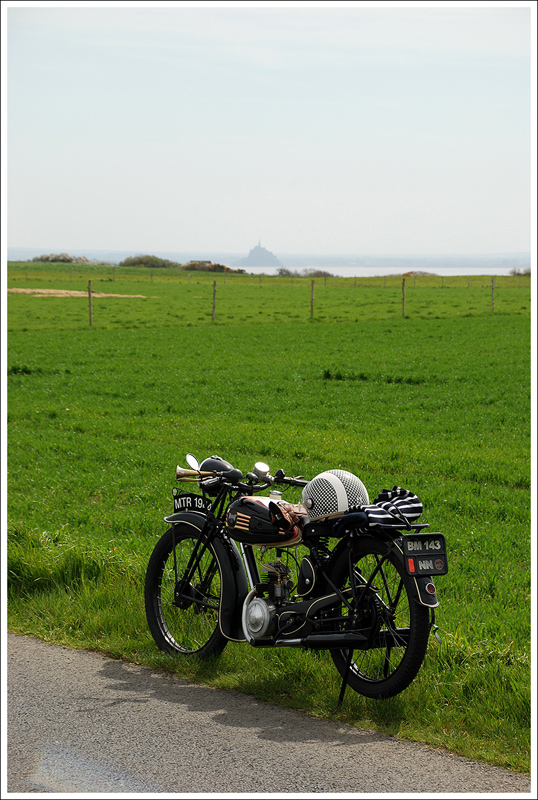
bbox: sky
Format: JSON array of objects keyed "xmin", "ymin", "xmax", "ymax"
[{"xmin": 3, "ymin": 1, "xmax": 535, "ymax": 256}]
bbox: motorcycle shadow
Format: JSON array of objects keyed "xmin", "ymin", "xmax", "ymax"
[{"xmin": 96, "ymin": 656, "xmax": 404, "ymax": 746}]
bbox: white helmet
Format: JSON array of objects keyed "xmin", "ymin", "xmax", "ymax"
[{"xmin": 301, "ymin": 469, "xmax": 369, "ymax": 521}]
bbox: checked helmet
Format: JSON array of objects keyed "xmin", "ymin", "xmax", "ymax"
[{"xmin": 301, "ymin": 469, "xmax": 369, "ymax": 521}]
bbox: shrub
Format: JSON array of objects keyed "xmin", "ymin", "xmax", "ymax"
[{"xmin": 118, "ymin": 255, "xmax": 184, "ymax": 269}]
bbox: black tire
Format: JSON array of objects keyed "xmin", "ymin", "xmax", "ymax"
[
  {"xmin": 144, "ymin": 524, "xmax": 228, "ymax": 658},
  {"xmin": 328, "ymin": 535, "xmax": 430, "ymax": 699}
]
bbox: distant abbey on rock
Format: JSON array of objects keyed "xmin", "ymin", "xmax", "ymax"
[{"xmin": 234, "ymin": 243, "xmax": 283, "ymax": 268}]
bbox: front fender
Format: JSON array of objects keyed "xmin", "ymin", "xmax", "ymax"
[
  {"xmin": 164, "ymin": 509, "xmax": 208, "ymax": 526},
  {"xmin": 164, "ymin": 510, "xmax": 248, "ymax": 641}
]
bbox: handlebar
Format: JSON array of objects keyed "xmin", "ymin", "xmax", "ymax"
[{"xmin": 176, "ymin": 460, "xmax": 308, "ymax": 492}]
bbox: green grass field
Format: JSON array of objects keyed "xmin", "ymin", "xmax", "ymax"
[{"xmin": 6, "ymin": 263, "xmax": 531, "ymax": 773}]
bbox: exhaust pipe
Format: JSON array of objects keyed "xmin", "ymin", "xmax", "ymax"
[{"xmin": 250, "ymin": 632, "xmax": 368, "ymax": 649}]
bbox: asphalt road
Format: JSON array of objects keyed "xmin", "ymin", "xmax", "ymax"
[{"xmin": 6, "ymin": 632, "xmax": 532, "ymax": 795}]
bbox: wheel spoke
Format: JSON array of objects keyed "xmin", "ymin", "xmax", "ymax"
[{"xmin": 383, "ymin": 644, "xmax": 392, "ymax": 678}]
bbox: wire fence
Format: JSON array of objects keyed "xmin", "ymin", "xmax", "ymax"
[
  {"xmin": 7, "ymin": 261, "xmax": 531, "ymax": 328},
  {"xmin": 6, "ymin": 261, "xmax": 532, "ymax": 290}
]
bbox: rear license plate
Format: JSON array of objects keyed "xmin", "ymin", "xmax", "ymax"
[
  {"xmin": 402, "ymin": 533, "xmax": 448, "ymax": 576},
  {"xmin": 173, "ymin": 491, "xmax": 212, "ymax": 513}
]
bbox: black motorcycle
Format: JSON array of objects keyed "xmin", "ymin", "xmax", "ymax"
[{"xmin": 145, "ymin": 454, "xmax": 447, "ymax": 702}]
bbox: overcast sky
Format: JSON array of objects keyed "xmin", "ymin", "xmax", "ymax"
[{"xmin": 4, "ymin": 1, "xmax": 535, "ymax": 256}]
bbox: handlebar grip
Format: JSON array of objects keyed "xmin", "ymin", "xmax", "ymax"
[
  {"xmin": 273, "ymin": 469, "xmax": 308, "ymax": 488},
  {"xmin": 224, "ymin": 468, "xmax": 244, "ymax": 485},
  {"xmin": 289, "ymin": 478, "xmax": 308, "ymax": 487}
]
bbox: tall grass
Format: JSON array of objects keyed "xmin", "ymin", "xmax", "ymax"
[{"xmin": 6, "ymin": 264, "xmax": 531, "ymax": 773}]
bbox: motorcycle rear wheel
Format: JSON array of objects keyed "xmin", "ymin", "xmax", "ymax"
[
  {"xmin": 328, "ymin": 535, "xmax": 430, "ymax": 699},
  {"xmin": 144, "ymin": 524, "xmax": 228, "ymax": 658}
]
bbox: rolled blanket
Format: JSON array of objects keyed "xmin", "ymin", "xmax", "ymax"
[
  {"xmin": 333, "ymin": 486, "xmax": 423, "ymax": 535},
  {"xmin": 372, "ymin": 486, "xmax": 424, "ymax": 523}
]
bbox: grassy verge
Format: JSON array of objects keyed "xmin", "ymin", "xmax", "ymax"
[{"xmin": 6, "ymin": 266, "xmax": 531, "ymax": 773}]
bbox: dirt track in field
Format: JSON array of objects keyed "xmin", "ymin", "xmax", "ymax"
[{"xmin": 8, "ymin": 287, "xmax": 146, "ymax": 298}]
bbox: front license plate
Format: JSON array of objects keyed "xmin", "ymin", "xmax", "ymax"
[
  {"xmin": 402, "ymin": 533, "xmax": 448, "ymax": 576},
  {"xmin": 173, "ymin": 491, "xmax": 212, "ymax": 513}
]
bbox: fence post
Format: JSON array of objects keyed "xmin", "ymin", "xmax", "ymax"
[
  {"xmin": 311, "ymin": 280, "xmax": 315, "ymax": 317},
  {"xmin": 491, "ymin": 276, "xmax": 495, "ymax": 312},
  {"xmin": 212, "ymin": 280, "xmax": 217, "ymax": 321},
  {"xmin": 88, "ymin": 280, "xmax": 93, "ymax": 327},
  {"xmin": 402, "ymin": 277, "xmax": 406, "ymax": 317}
]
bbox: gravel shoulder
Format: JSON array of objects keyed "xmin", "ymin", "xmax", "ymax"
[{"xmin": 6, "ymin": 632, "xmax": 532, "ymax": 795}]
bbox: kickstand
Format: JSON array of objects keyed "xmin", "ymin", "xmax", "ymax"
[{"xmin": 337, "ymin": 649, "xmax": 354, "ymax": 707}]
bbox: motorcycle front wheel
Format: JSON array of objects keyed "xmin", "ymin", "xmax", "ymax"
[
  {"xmin": 328, "ymin": 535, "xmax": 430, "ymax": 699},
  {"xmin": 144, "ymin": 524, "xmax": 228, "ymax": 658}
]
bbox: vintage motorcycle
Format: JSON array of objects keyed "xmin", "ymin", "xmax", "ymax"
[{"xmin": 144, "ymin": 454, "xmax": 447, "ymax": 702}]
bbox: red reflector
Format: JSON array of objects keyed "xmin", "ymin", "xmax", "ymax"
[
  {"xmin": 426, "ymin": 582, "xmax": 436, "ymax": 594},
  {"xmin": 407, "ymin": 558, "xmax": 415, "ymax": 573}
]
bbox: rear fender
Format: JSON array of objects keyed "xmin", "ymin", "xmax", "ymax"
[
  {"xmin": 164, "ymin": 511, "xmax": 248, "ymax": 641},
  {"xmin": 412, "ymin": 574, "xmax": 440, "ymax": 608},
  {"xmin": 328, "ymin": 531, "xmax": 439, "ymax": 608},
  {"xmin": 391, "ymin": 537, "xmax": 439, "ymax": 607}
]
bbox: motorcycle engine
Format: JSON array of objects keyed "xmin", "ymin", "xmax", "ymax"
[
  {"xmin": 261, "ymin": 560, "xmax": 294, "ymax": 601},
  {"xmin": 244, "ymin": 560, "xmax": 294, "ymax": 640}
]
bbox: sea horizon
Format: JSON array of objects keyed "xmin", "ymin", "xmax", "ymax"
[{"xmin": 6, "ymin": 246, "xmax": 531, "ymax": 279}]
